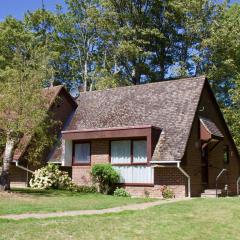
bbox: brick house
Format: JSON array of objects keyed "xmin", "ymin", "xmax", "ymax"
[
  {"xmin": 9, "ymin": 76, "xmax": 240, "ymax": 197},
  {"xmin": 8, "ymin": 85, "xmax": 77, "ymax": 187},
  {"xmin": 49, "ymin": 76, "xmax": 239, "ymax": 198}
]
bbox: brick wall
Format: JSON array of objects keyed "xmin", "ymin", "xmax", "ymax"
[
  {"xmin": 182, "ymin": 85, "xmax": 240, "ymax": 196},
  {"xmin": 72, "ymin": 140, "xmax": 109, "ymax": 186},
  {"xmin": 125, "ymin": 185, "xmax": 186, "ymax": 198},
  {"xmin": 199, "ymin": 86, "xmax": 239, "ymax": 195},
  {"xmin": 72, "ymin": 85, "xmax": 240, "ymax": 197},
  {"xmin": 124, "ymin": 167, "xmax": 187, "ymax": 198},
  {"xmin": 72, "ymin": 139, "xmax": 187, "ymax": 198},
  {"xmin": 72, "ymin": 166, "xmax": 92, "ymax": 186}
]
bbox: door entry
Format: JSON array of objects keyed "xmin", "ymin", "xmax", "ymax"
[{"xmin": 201, "ymin": 146, "xmax": 209, "ymax": 185}]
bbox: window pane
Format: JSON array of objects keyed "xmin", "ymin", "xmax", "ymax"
[
  {"xmin": 111, "ymin": 140, "xmax": 131, "ymax": 164},
  {"xmin": 74, "ymin": 143, "xmax": 90, "ymax": 163},
  {"xmin": 133, "ymin": 140, "xmax": 147, "ymax": 163},
  {"xmin": 113, "ymin": 166, "xmax": 153, "ymax": 184}
]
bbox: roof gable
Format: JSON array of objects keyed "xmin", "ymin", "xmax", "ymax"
[
  {"xmin": 13, "ymin": 85, "xmax": 77, "ymax": 161},
  {"xmin": 67, "ymin": 76, "xmax": 206, "ymax": 161}
]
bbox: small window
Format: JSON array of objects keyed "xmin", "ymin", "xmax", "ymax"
[
  {"xmin": 223, "ymin": 145, "xmax": 229, "ymax": 164},
  {"xmin": 111, "ymin": 140, "xmax": 131, "ymax": 164},
  {"xmin": 74, "ymin": 143, "xmax": 90, "ymax": 164},
  {"xmin": 133, "ymin": 140, "xmax": 147, "ymax": 163}
]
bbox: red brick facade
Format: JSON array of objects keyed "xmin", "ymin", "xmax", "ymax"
[
  {"xmin": 72, "ymin": 140, "xmax": 187, "ymax": 198},
  {"xmin": 181, "ymin": 85, "xmax": 240, "ymax": 196},
  {"xmin": 9, "ymin": 79, "xmax": 240, "ymax": 197},
  {"xmin": 71, "ymin": 84, "xmax": 240, "ymax": 198}
]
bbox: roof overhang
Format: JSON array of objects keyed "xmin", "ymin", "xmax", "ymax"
[
  {"xmin": 200, "ymin": 117, "xmax": 224, "ymax": 142},
  {"xmin": 62, "ymin": 125, "xmax": 161, "ymax": 140}
]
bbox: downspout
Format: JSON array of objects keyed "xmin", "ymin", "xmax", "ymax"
[
  {"xmin": 15, "ymin": 161, "xmax": 34, "ymax": 174},
  {"xmin": 150, "ymin": 160, "xmax": 191, "ymax": 198},
  {"xmin": 177, "ymin": 162, "xmax": 191, "ymax": 198},
  {"xmin": 14, "ymin": 161, "xmax": 34, "ymax": 187}
]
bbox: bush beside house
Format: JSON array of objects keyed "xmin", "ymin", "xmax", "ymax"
[
  {"xmin": 91, "ymin": 164, "xmax": 120, "ymax": 194},
  {"xmin": 114, "ymin": 187, "xmax": 131, "ymax": 197},
  {"xmin": 30, "ymin": 164, "xmax": 74, "ymax": 190}
]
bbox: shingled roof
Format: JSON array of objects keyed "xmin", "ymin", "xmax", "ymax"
[
  {"xmin": 67, "ymin": 76, "xmax": 206, "ymax": 161},
  {"xmin": 200, "ymin": 117, "xmax": 224, "ymax": 139},
  {"xmin": 13, "ymin": 85, "xmax": 75, "ymax": 161}
]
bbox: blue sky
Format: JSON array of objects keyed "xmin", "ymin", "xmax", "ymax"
[
  {"xmin": 0, "ymin": 0, "xmax": 66, "ymax": 21},
  {"xmin": 0, "ymin": 0, "xmax": 240, "ymax": 21}
]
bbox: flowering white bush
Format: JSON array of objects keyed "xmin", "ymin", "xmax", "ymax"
[{"xmin": 29, "ymin": 164, "xmax": 74, "ymax": 190}]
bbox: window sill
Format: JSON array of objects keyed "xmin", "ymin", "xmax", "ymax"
[
  {"xmin": 118, "ymin": 183, "xmax": 154, "ymax": 187},
  {"xmin": 72, "ymin": 163, "xmax": 91, "ymax": 166},
  {"xmin": 112, "ymin": 163, "xmax": 148, "ymax": 166}
]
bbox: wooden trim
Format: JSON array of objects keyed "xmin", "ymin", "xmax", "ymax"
[
  {"xmin": 118, "ymin": 183, "xmax": 154, "ymax": 187},
  {"xmin": 63, "ymin": 125, "xmax": 159, "ymax": 133},
  {"xmin": 72, "ymin": 141, "xmax": 91, "ymax": 166},
  {"xmin": 62, "ymin": 126, "xmax": 161, "ymax": 141},
  {"xmin": 112, "ymin": 163, "xmax": 148, "ymax": 166}
]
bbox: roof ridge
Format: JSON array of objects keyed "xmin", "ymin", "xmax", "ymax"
[{"xmin": 79, "ymin": 75, "xmax": 206, "ymax": 96}]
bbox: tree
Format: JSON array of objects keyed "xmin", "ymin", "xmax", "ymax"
[
  {"xmin": 22, "ymin": 0, "xmax": 222, "ymax": 89},
  {"xmin": 205, "ymin": 3, "xmax": 240, "ymax": 148},
  {"xmin": 0, "ymin": 17, "xmax": 54, "ymax": 190},
  {"xmin": 99, "ymin": 0, "xmax": 221, "ymax": 84},
  {"xmin": 53, "ymin": 0, "xmax": 102, "ymax": 91}
]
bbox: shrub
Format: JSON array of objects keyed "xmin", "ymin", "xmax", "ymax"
[
  {"xmin": 161, "ymin": 185, "xmax": 175, "ymax": 199},
  {"xmin": 113, "ymin": 187, "xmax": 131, "ymax": 197},
  {"xmin": 29, "ymin": 164, "xmax": 74, "ymax": 190},
  {"xmin": 91, "ymin": 164, "xmax": 120, "ymax": 194}
]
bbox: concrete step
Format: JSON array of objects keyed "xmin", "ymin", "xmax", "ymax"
[
  {"xmin": 201, "ymin": 193, "xmax": 219, "ymax": 198},
  {"xmin": 201, "ymin": 189, "xmax": 222, "ymax": 198},
  {"xmin": 10, "ymin": 182, "xmax": 28, "ymax": 189},
  {"xmin": 204, "ymin": 189, "xmax": 222, "ymax": 194}
]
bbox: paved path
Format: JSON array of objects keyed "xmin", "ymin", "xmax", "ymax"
[{"xmin": 0, "ymin": 198, "xmax": 190, "ymax": 220}]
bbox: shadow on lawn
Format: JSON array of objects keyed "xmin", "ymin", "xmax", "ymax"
[{"xmin": 12, "ymin": 188, "xmax": 97, "ymax": 197}]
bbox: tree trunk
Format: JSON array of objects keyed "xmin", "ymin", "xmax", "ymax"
[
  {"xmin": 83, "ymin": 61, "xmax": 88, "ymax": 92},
  {"xmin": 0, "ymin": 133, "xmax": 15, "ymax": 191}
]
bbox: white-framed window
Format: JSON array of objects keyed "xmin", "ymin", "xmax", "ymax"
[
  {"xmin": 113, "ymin": 166, "xmax": 153, "ymax": 184},
  {"xmin": 73, "ymin": 142, "xmax": 90, "ymax": 165},
  {"xmin": 111, "ymin": 140, "xmax": 131, "ymax": 164},
  {"xmin": 111, "ymin": 139, "xmax": 147, "ymax": 164},
  {"xmin": 133, "ymin": 140, "xmax": 147, "ymax": 163}
]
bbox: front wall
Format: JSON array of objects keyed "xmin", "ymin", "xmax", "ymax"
[
  {"xmin": 118, "ymin": 168, "xmax": 186, "ymax": 198},
  {"xmin": 183, "ymin": 115, "xmax": 202, "ymax": 197},
  {"xmin": 72, "ymin": 140, "xmax": 109, "ymax": 186},
  {"xmin": 184, "ymin": 85, "xmax": 240, "ymax": 196},
  {"xmin": 72, "ymin": 139, "xmax": 186, "ymax": 198},
  {"xmin": 71, "ymin": 84, "xmax": 240, "ymax": 197},
  {"xmin": 9, "ymin": 165, "xmax": 28, "ymax": 185}
]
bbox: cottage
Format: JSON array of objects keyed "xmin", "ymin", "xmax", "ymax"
[
  {"xmin": 9, "ymin": 85, "xmax": 77, "ymax": 187},
  {"xmin": 10, "ymin": 76, "xmax": 240, "ymax": 197}
]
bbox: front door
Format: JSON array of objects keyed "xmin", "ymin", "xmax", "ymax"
[{"xmin": 201, "ymin": 146, "xmax": 209, "ymax": 186}]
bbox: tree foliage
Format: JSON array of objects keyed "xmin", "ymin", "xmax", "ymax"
[
  {"xmin": 205, "ymin": 3, "xmax": 240, "ymax": 148},
  {"xmin": 1, "ymin": 0, "xmax": 240, "ymax": 162},
  {"xmin": 0, "ymin": 17, "xmax": 56, "ymax": 190}
]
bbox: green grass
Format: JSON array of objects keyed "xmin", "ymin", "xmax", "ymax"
[
  {"xmin": 0, "ymin": 188, "xmax": 154, "ymax": 215},
  {"xmin": 0, "ymin": 198, "xmax": 240, "ymax": 240}
]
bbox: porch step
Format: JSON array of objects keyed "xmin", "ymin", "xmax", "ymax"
[
  {"xmin": 10, "ymin": 182, "xmax": 28, "ymax": 189},
  {"xmin": 201, "ymin": 189, "xmax": 222, "ymax": 198}
]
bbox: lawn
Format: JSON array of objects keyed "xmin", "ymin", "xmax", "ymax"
[
  {"xmin": 0, "ymin": 188, "xmax": 154, "ymax": 215},
  {"xmin": 0, "ymin": 198, "xmax": 240, "ymax": 240}
]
